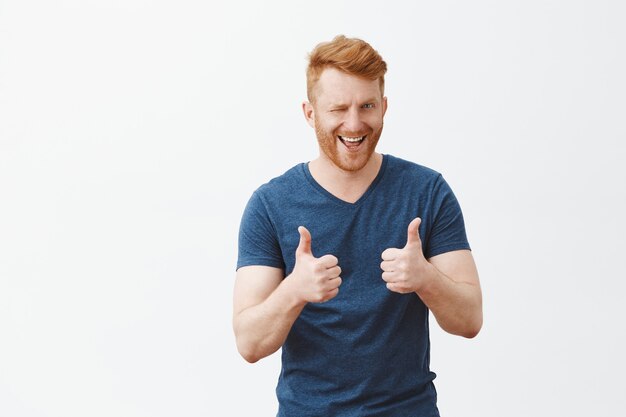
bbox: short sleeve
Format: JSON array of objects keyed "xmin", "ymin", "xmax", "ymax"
[
  {"xmin": 424, "ymin": 175, "xmax": 471, "ymax": 259},
  {"xmin": 236, "ymin": 191, "xmax": 285, "ymax": 271}
]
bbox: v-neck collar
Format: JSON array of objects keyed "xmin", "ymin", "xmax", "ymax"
[{"xmin": 301, "ymin": 154, "xmax": 388, "ymax": 208}]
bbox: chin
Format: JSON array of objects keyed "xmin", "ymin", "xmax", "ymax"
[
  {"xmin": 315, "ymin": 123, "xmax": 383, "ymax": 172},
  {"xmin": 334, "ymin": 154, "xmax": 373, "ymax": 172}
]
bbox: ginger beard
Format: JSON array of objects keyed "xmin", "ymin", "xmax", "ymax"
[{"xmin": 314, "ymin": 120, "xmax": 384, "ymax": 172}]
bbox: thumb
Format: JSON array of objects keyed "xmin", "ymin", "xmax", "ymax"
[
  {"xmin": 405, "ymin": 217, "xmax": 422, "ymax": 247},
  {"xmin": 296, "ymin": 226, "xmax": 313, "ymax": 256}
]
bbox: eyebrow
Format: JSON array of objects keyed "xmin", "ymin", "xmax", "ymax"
[{"xmin": 329, "ymin": 97, "xmax": 380, "ymax": 107}]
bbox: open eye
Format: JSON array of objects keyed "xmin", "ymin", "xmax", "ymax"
[{"xmin": 362, "ymin": 103, "xmax": 374, "ymax": 109}]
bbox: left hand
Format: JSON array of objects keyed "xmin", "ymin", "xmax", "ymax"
[{"xmin": 380, "ymin": 217, "xmax": 433, "ymax": 294}]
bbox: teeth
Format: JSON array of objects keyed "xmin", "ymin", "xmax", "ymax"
[{"xmin": 340, "ymin": 136, "xmax": 365, "ymax": 142}]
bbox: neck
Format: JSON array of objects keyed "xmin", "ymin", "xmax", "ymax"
[{"xmin": 308, "ymin": 153, "xmax": 383, "ymax": 203}]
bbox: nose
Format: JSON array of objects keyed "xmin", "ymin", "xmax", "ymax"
[{"xmin": 343, "ymin": 107, "xmax": 364, "ymax": 133}]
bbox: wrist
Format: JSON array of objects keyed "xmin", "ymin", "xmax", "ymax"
[
  {"xmin": 415, "ymin": 261, "xmax": 440, "ymax": 295},
  {"xmin": 282, "ymin": 272, "xmax": 309, "ymax": 308}
]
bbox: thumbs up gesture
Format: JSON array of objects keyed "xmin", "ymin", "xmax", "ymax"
[
  {"xmin": 380, "ymin": 218, "xmax": 432, "ymax": 294},
  {"xmin": 291, "ymin": 226, "xmax": 342, "ymax": 303}
]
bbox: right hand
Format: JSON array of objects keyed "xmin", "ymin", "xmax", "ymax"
[{"xmin": 290, "ymin": 226, "xmax": 342, "ymax": 303}]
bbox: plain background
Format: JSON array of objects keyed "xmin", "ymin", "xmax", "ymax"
[{"xmin": 1, "ymin": 1, "xmax": 625, "ymax": 416}]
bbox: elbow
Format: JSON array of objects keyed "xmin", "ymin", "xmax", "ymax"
[
  {"xmin": 460, "ymin": 298, "xmax": 483, "ymax": 339},
  {"xmin": 233, "ymin": 319, "xmax": 266, "ymax": 363},
  {"xmin": 235, "ymin": 332, "xmax": 268, "ymax": 363},
  {"xmin": 237, "ymin": 341, "xmax": 277, "ymax": 363},
  {"xmin": 444, "ymin": 311, "xmax": 482, "ymax": 339},
  {"xmin": 235, "ymin": 336, "xmax": 263, "ymax": 364},
  {"xmin": 461, "ymin": 326, "xmax": 481, "ymax": 339},
  {"xmin": 233, "ymin": 320, "xmax": 256, "ymax": 363},
  {"xmin": 240, "ymin": 349, "xmax": 261, "ymax": 364},
  {"xmin": 439, "ymin": 309, "xmax": 483, "ymax": 338},
  {"xmin": 461, "ymin": 315, "xmax": 483, "ymax": 339}
]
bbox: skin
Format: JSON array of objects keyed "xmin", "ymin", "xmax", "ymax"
[
  {"xmin": 304, "ymin": 67, "xmax": 388, "ymax": 203},
  {"xmin": 233, "ymin": 67, "xmax": 483, "ymax": 363}
]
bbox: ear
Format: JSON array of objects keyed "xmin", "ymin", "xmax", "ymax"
[
  {"xmin": 302, "ymin": 101, "xmax": 316, "ymax": 128},
  {"xmin": 382, "ymin": 96, "xmax": 388, "ymax": 117}
]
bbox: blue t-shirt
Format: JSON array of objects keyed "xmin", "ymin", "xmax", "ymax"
[{"xmin": 237, "ymin": 154, "xmax": 470, "ymax": 417}]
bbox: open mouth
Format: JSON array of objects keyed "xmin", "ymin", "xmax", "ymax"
[{"xmin": 338, "ymin": 135, "xmax": 367, "ymax": 148}]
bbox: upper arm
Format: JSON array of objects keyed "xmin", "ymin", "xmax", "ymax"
[
  {"xmin": 233, "ymin": 265, "xmax": 284, "ymax": 317},
  {"xmin": 428, "ymin": 249, "xmax": 480, "ymax": 287},
  {"xmin": 424, "ymin": 175, "xmax": 471, "ymax": 259}
]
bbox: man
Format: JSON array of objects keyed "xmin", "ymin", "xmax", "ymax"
[{"xmin": 233, "ymin": 35, "xmax": 482, "ymax": 416}]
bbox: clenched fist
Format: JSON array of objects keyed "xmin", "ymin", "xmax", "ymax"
[
  {"xmin": 291, "ymin": 226, "xmax": 342, "ymax": 303},
  {"xmin": 380, "ymin": 218, "xmax": 434, "ymax": 294}
]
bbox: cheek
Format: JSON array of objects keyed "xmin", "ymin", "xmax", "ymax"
[
  {"xmin": 322, "ymin": 112, "xmax": 342, "ymax": 125},
  {"xmin": 317, "ymin": 119, "xmax": 339, "ymax": 136},
  {"xmin": 366, "ymin": 115, "xmax": 384, "ymax": 129},
  {"xmin": 314, "ymin": 122, "xmax": 337, "ymax": 144}
]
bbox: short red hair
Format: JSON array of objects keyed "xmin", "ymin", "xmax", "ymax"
[{"xmin": 306, "ymin": 35, "xmax": 387, "ymax": 102}]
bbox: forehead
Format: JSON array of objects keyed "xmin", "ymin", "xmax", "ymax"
[{"xmin": 315, "ymin": 67, "xmax": 381, "ymax": 104}]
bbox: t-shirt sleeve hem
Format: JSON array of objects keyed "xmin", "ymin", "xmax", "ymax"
[
  {"xmin": 426, "ymin": 243, "xmax": 471, "ymax": 259},
  {"xmin": 236, "ymin": 257, "xmax": 285, "ymax": 271}
]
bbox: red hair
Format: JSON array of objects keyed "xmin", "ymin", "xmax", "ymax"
[{"xmin": 306, "ymin": 35, "xmax": 387, "ymax": 102}]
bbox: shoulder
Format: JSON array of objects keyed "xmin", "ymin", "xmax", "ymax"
[
  {"xmin": 254, "ymin": 163, "xmax": 305, "ymax": 195},
  {"xmin": 384, "ymin": 154, "xmax": 444, "ymax": 189},
  {"xmin": 250, "ymin": 163, "xmax": 306, "ymax": 206},
  {"xmin": 385, "ymin": 154, "xmax": 441, "ymax": 178}
]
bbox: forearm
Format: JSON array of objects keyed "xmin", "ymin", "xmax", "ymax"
[
  {"xmin": 234, "ymin": 275, "xmax": 306, "ymax": 363},
  {"xmin": 417, "ymin": 263, "xmax": 483, "ymax": 338}
]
